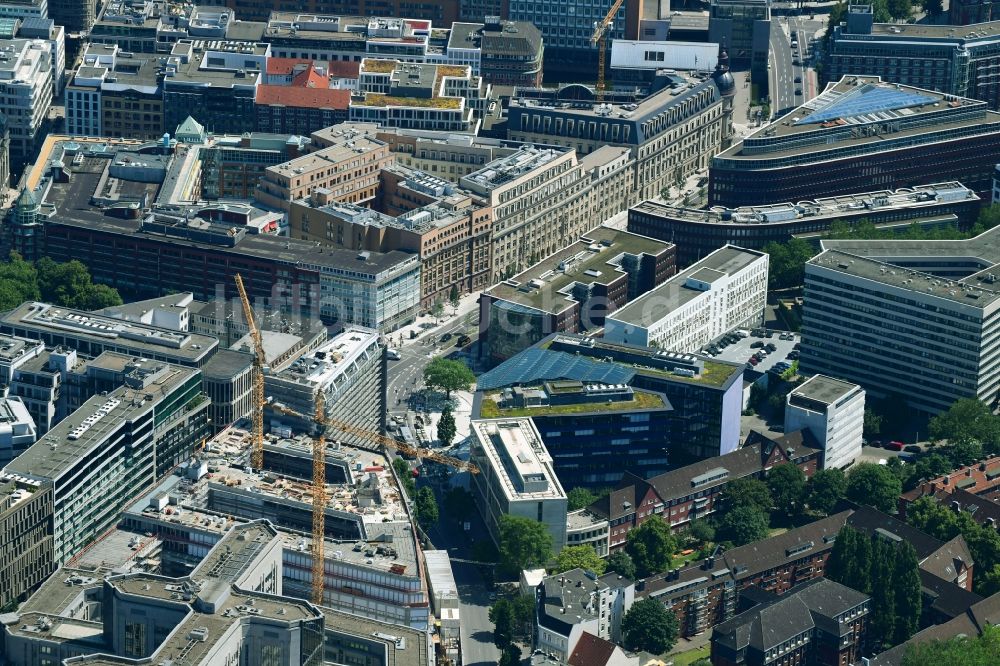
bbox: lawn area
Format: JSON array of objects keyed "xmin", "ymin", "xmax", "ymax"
[
  {"xmin": 768, "ymin": 527, "xmax": 788, "ymax": 538},
  {"xmin": 478, "ymin": 389, "xmax": 665, "ymax": 418},
  {"xmin": 668, "ymin": 644, "xmax": 710, "ymax": 665},
  {"xmin": 671, "ymin": 548, "xmax": 706, "ymax": 569}
]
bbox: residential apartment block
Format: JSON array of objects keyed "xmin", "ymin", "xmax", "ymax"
[
  {"xmin": 627, "ymin": 183, "xmax": 982, "ymax": 268},
  {"xmin": 711, "ymin": 579, "xmax": 870, "ymax": 666},
  {"xmin": 828, "ymin": 5, "xmax": 1000, "ymax": 110},
  {"xmin": 479, "ymin": 227, "xmax": 677, "ymax": 363},
  {"xmin": 603, "ymin": 245, "xmax": 769, "ymax": 352},
  {"xmin": 535, "ymin": 568, "xmax": 635, "ymax": 662},
  {"xmin": 710, "ymin": 76, "xmax": 1000, "ymax": 206},
  {"xmin": 786, "ymin": 375, "xmax": 866, "ymax": 471},
  {"xmin": 470, "ymin": 418, "xmax": 569, "ymax": 553},
  {"xmin": 801, "ymin": 226, "xmax": 1000, "ymax": 414}
]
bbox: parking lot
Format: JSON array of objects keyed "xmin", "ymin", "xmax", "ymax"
[{"xmin": 708, "ymin": 329, "xmax": 800, "ymax": 374}]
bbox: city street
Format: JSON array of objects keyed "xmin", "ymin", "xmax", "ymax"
[{"xmin": 770, "ymin": 10, "xmax": 827, "ymax": 116}]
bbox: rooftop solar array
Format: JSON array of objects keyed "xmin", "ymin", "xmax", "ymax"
[
  {"xmin": 476, "ymin": 348, "xmax": 636, "ymax": 391},
  {"xmin": 796, "ymin": 83, "xmax": 935, "ymax": 125}
]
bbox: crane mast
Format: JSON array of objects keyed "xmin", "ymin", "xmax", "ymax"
[
  {"xmin": 591, "ymin": 0, "xmax": 625, "ymax": 102},
  {"xmin": 311, "ymin": 393, "xmax": 326, "ymax": 605},
  {"xmin": 235, "ymin": 274, "xmax": 266, "ymax": 470}
]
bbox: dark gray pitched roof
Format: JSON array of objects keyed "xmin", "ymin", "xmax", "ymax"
[
  {"xmin": 920, "ymin": 535, "xmax": 974, "ymax": 583},
  {"xmin": 723, "ymin": 511, "xmax": 852, "ymax": 579}
]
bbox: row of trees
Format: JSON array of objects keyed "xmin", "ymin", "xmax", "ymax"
[
  {"xmin": 489, "ymin": 594, "xmax": 533, "ymax": 666},
  {"xmin": 763, "ymin": 208, "xmax": 1000, "ymax": 290},
  {"xmin": 826, "ymin": 526, "xmax": 922, "ymax": 649},
  {"xmin": 0, "ymin": 253, "xmax": 123, "ymax": 311},
  {"xmin": 901, "ymin": 624, "xmax": 1000, "ymax": 666}
]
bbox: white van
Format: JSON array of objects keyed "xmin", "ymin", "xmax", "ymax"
[{"xmin": 386, "ymin": 348, "xmax": 401, "ymax": 360}]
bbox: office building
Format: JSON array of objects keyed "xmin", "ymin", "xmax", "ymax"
[
  {"xmin": 121, "ymin": 426, "xmax": 432, "ymax": 629},
  {"xmin": 829, "ymin": 5, "xmax": 1000, "ymax": 110},
  {"xmin": 479, "ymin": 227, "xmax": 676, "ymax": 363},
  {"xmin": 801, "ymin": 226, "xmax": 1000, "ymax": 414},
  {"xmin": 48, "ymin": 0, "xmax": 94, "ymax": 33},
  {"xmin": 374, "ymin": 125, "xmax": 527, "ymax": 179},
  {"xmin": 3, "ymin": 362, "xmax": 207, "ymax": 563},
  {"xmin": 0, "ymin": 0, "xmax": 47, "ymax": 21},
  {"xmin": 461, "ymin": 145, "xmax": 635, "ymax": 280},
  {"xmin": 0, "ymin": 473, "xmax": 51, "ymax": 608},
  {"xmin": 710, "ymin": 579, "xmax": 870, "ymax": 666},
  {"xmin": 196, "ymin": 130, "xmax": 312, "ymax": 200},
  {"xmin": 255, "ymin": 63, "xmax": 351, "ymax": 136},
  {"xmin": 161, "ymin": 40, "xmax": 264, "ymax": 134},
  {"xmin": 609, "ymin": 40, "xmax": 721, "ymax": 92},
  {"xmin": 710, "ymin": 76, "xmax": 1000, "ymax": 207},
  {"xmin": 472, "ymin": 17, "xmax": 543, "ymax": 87},
  {"xmin": 349, "ymin": 59, "xmax": 490, "ymax": 133},
  {"xmin": 604, "ymin": 245, "xmax": 768, "ymax": 352},
  {"xmin": 476, "ymin": 334, "xmax": 746, "ymax": 472},
  {"xmin": 0, "ymin": 333, "xmax": 44, "ymax": 386},
  {"xmin": 230, "ymin": 0, "xmax": 460, "ymax": 23},
  {"xmin": 17, "ymin": 18, "xmax": 64, "ymax": 96},
  {"xmin": 266, "ymin": 326, "xmax": 386, "ymax": 442},
  {"xmin": 591, "ymin": 430, "xmax": 819, "ymax": 549},
  {"xmin": 506, "ymin": 57, "xmax": 736, "ymax": 203},
  {"xmin": 708, "ymin": 0, "xmax": 770, "ymax": 82},
  {"xmin": 255, "ymin": 124, "xmax": 393, "ymax": 210},
  {"xmin": 628, "ymin": 183, "xmax": 982, "ymax": 267},
  {"xmin": 470, "ymin": 418, "xmax": 569, "ymax": 552},
  {"xmin": 12, "ymin": 136, "xmax": 421, "ymax": 331},
  {"xmin": 2, "ymin": 521, "xmax": 328, "ymax": 666},
  {"xmin": 950, "ymin": 0, "xmax": 1000, "ymax": 24},
  {"xmin": 0, "ymin": 39, "xmax": 52, "ymax": 170},
  {"xmin": 65, "ymin": 44, "xmax": 162, "ymax": 139},
  {"xmin": 534, "ymin": 568, "xmax": 635, "ymax": 663},
  {"xmin": 288, "ymin": 163, "xmax": 493, "ymax": 307},
  {"xmin": 786, "ymin": 375, "xmax": 865, "ymax": 470},
  {"xmin": 0, "ymin": 396, "xmax": 35, "ymax": 466}
]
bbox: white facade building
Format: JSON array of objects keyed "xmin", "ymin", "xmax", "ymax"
[
  {"xmin": 603, "ymin": 245, "xmax": 769, "ymax": 351},
  {"xmin": 0, "ymin": 38, "xmax": 52, "ymax": 164},
  {"xmin": 0, "ymin": 396, "xmax": 36, "ymax": 466},
  {"xmin": 801, "ymin": 227, "xmax": 1000, "ymax": 414},
  {"xmin": 470, "ymin": 418, "xmax": 568, "ymax": 553},
  {"xmin": 785, "ymin": 375, "xmax": 865, "ymax": 470}
]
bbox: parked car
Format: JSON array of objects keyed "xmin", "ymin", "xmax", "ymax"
[
  {"xmin": 749, "ymin": 356, "xmax": 759, "ymax": 365},
  {"xmin": 736, "ymin": 329, "xmax": 750, "ymax": 338},
  {"xmin": 751, "ymin": 341, "xmax": 764, "ymax": 349},
  {"xmin": 765, "ymin": 343, "xmax": 778, "ymax": 352},
  {"xmin": 456, "ymin": 334, "xmax": 472, "ymax": 347},
  {"xmin": 886, "ymin": 441, "xmax": 905, "ymax": 451},
  {"xmin": 904, "ymin": 445, "xmax": 922, "ymax": 454},
  {"xmin": 386, "ymin": 348, "xmax": 401, "ymax": 360},
  {"xmin": 788, "ymin": 350, "xmax": 801, "ymax": 360},
  {"xmin": 755, "ymin": 351, "xmax": 766, "ymax": 360},
  {"xmin": 440, "ymin": 332, "xmax": 453, "ymax": 342}
]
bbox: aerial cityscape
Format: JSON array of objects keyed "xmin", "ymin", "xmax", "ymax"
[{"xmin": 0, "ymin": 0, "xmax": 998, "ymax": 665}]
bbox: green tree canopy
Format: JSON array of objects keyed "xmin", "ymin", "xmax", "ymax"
[
  {"xmin": 767, "ymin": 464, "xmax": 807, "ymax": 517},
  {"xmin": 423, "ymin": 357, "xmax": 475, "ymax": 397},
  {"xmin": 718, "ymin": 505, "xmax": 770, "ymax": 546},
  {"xmin": 621, "ymin": 598, "xmax": 678, "ymax": 654},
  {"xmin": 687, "ymin": 519, "xmax": 715, "ymax": 545},
  {"xmin": 553, "ymin": 545, "xmax": 606, "ymax": 575},
  {"xmin": 392, "ymin": 458, "xmax": 415, "ymax": 498},
  {"xmin": 414, "ymin": 487, "xmax": 438, "ymax": 529},
  {"xmin": 893, "ymin": 542, "xmax": 922, "ymax": 645},
  {"xmin": 566, "ymin": 487, "xmax": 598, "ymax": 512},
  {"xmin": 846, "ymin": 463, "xmax": 902, "ymax": 513},
  {"xmin": 0, "ymin": 253, "xmax": 123, "ymax": 312},
  {"xmin": 607, "ymin": 550, "xmax": 637, "ymax": 579},
  {"xmin": 806, "ymin": 468, "xmax": 847, "ymax": 516},
  {"xmin": 448, "ymin": 284, "xmax": 460, "ymax": 308},
  {"xmin": 625, "ymin": 515, "xmax": 677, "ymax": 578},
  {"xmin": 902, "ymin": 625, "xmax": 1000, "ymax": 666},
  {"xmin": 928, "ymin": 398, "xmax": 1000, "ymax": 454},
  {"xmin": 761, "ymin": 238, "xmax": 816, "ymax": 290},
  {"xmin": 0, "ymin": 252, "xmax": 40, "ymax": 310},
  {"xmin": 437, "ymin": 406, "xmax": 456, "ymax": 447},
  {"xmin": 498, "ymin": 515, "xmax": 553, "ymax": 574},
  {"xmin": 720, "ymin": 476, "xmax": 773, "ymax": 514},
  {"xmin": 488, "ymin": 598, "xmax": 515, "ymax": 649},
  {"xmin": 864, "ymin": 409, "xmax": 883, "ymax": 436},
  {"xmin": 498, "ymin": 645, "xmax": 522, "ymax": 666}
]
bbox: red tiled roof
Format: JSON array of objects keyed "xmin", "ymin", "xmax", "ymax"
[
  {"xmin": 567, "ymin": 633, "xmax": 617, "ymax": 666},
  {"xmin": 266, "ymin": 57, "xmax": 311, "ymax": 75},
  {"xmin": 291, "ymin": 66, "xmax": 328, "ymax": 89},
  {"xmin": 327, "ymin": 60, "xmax": 361, "ymax": 78},
  {"xmin": 255, "ymin": 85, "xmax": 351, "ymax": 110}
]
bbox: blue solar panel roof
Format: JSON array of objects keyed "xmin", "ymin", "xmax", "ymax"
[
  {"xmin": 476, "ymin": 349, "xmax": 636, "ymax": 391},
  {"xmin": 796, "ymin": 84, "xmax": 936, "ymax": 125}
]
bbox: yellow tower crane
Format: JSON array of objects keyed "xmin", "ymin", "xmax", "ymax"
[
  {"xmin": 310, "ymin": 393, "xmax": 327, "ymax": 605},
  {"xmin": 271, "ymin": 403, "xmax": 479, "ymax": 475},
  {"xmin": 235, "ymin": 274, "xmax": 266, "ymax": 470},
  {"xmin": 591, "ymin": 0, "xmax": 625, "ymax": 103}
]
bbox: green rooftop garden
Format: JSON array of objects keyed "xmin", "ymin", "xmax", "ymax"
[
  {"xmin": 479, "ymin": 388, "xmax": 665, "ymax": 418},
  {"xmin": 356, "ymin": 94, "xmax": 462, "ymax": 109}
]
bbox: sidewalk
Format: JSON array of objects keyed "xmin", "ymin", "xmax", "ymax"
[{"xmin": 384, "ymin": 291, "xmax": 482, "ymax": 349}]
